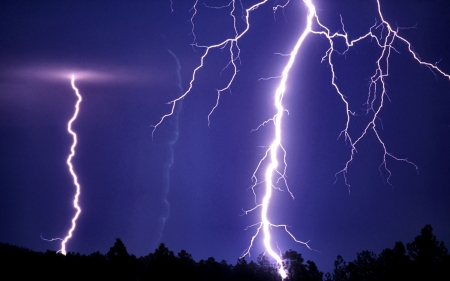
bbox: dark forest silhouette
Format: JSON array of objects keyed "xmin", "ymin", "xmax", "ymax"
[{"xmin": 1, "ymin": 225, "xmax": 448, "ymax": 280}]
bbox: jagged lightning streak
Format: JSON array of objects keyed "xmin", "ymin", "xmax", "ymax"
[
  {"xmin": 59, "ymin": 74, "xmax": 83, "ymax": 255},
  {"xmin": 242, "ymin": 1, "xmax": 316, "ymax": 278},
  {"xmin": 158, "ymin": 0, "xmax": 449, "ymax": 278},
  {"xmin": 156, "ymin": 50, "xmax": 184, "ymax": 241}
]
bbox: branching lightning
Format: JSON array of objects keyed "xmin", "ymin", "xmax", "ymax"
[
  {"xmin": 318, "ymin": 1, "xmax": 450, "ymax": 189},
  {"xmin": 157, "ymin": 0, "xmax": 450, "ymax": 278},
  {"xmin": 152, "ymin": 0, "xmax": 270, "ymax": 134}
]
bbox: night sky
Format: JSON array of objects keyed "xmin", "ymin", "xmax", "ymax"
[{"xmin": 1, "ymin": 0, "xmax": 449, "ymax": 273}]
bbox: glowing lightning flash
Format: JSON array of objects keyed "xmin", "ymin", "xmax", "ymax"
[
  {"xmin": 245, "ymin": 1, "xmax": 317, "ymax": 278},
  {"xmin": 156, "ymin": 0, "xmax": 450, "ymax": 278},
  {"xmin": 59, "ymin": 75, "xmax": 83, "ymax": 255}
]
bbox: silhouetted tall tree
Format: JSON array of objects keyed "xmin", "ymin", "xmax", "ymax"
[
  {"xmin": 281, "ymin": 249, "xmax": 323, "ymax": 281},
  {"xmin": 233, "ymin": 258, "xmax": 259, "ymax": 281},
  {"xmin": 177, "ymin": 249, "xmax": 197, "ymax": 279},
  {"xmin": 346, "ymin": 250, "xmax": 378, "ymax": 281},
  {"xmin": 406, "ymin": 224, "xmax": 449, "ymax": 280},
  {"xmin": 305, "ymin": 260, "xmax": 323, "ymax": 281},
  {"xmin": 140, "ymin": 243, "xmax": 178, "ymax": 280},
  {"xmin": 377, "ymin": 241, "xmax": 411, "ymax": 280},
  {"xmin": 283, "ymin": 249, "xmax": 306, "ymax": 280},
  {"xmin": 331, "ymin": 255, "xmax": 348, "ymax": 281},
  {"xmin": 106, "ymin": 238, "xmax": 140, "ymax": 280},
  {"xmin": 256, "ymin": 254, "xmax": 280, "ymax": 281},
  {"xmin": 107, "ymin": 238, "xmax": 129, "ymax": 262}
]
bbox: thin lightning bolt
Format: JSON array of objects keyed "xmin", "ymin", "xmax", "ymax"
[
  {"xmin": 156, "ymin": 50, "xmax": 184, "ymax": 241},
  {"xmin": 40, "ymin": 234, "xmax": 62, "ymax": 242},
  {"xmin": 59, "ymin": 74, "xmax": 83, "ymax": 255},
  {"xmin": 157, "ymin": 0, "xmax": 450, "ymax": 278}
]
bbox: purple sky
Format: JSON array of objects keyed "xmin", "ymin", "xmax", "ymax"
[{"xmin": 1, "ymin": 0, "xmax": 449, "ymax": 273}]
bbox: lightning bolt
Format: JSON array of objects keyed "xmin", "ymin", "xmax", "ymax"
[
  {"xmin": 156, "ymin": 50, "xmax": 184, "ymax": 241},
  {"xmin": 43, "ymin": 74, "xmax": 82, "ymax": 254},
  {"xmin": 59, "ymin": 74, "xmax": 83, "ymax": 255},
  {"xmin": 241, "ymin": 1, "xmax": 316, "ymax": 278},
  {"xmin": 157, "ymin": 0, "xmax": 449, "ymax": 278}
]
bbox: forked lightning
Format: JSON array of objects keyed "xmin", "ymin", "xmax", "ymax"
[{"xmin": 155, "ymin": 0, "xmax": 449, "ymax": 278}]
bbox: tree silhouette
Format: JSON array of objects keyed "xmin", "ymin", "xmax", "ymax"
[
  {"xmin": 406, "ymin": 224, "xmax": 449, "ymax": 279},
  {"xmin": 1, "ymin": 224, "xmax": 448, "ymax": 281},
  {"xmin": 326, "ymin": 224, "xmax": 450, "ymax": 281},
  {"xmin": 177, "ymin": 249, "xmax": 197, "ymax": 278},
  {"xmin": 346, "ymin": 250, "xmax": 378, "ymax": 281},
  {"xmin": 330, "ymin": 255, "xmax": 348, "ymax": 281},
  {"xmin": 305, "ymin": 260, "xmax": 323, "ymax": 281},
  {"xmin": 107, "ymin": 238, "xmax": 129, "ymax": 262},
  {"xmin": 140, "ymin": 243, "xmax": 178, "ymax": 280},
  {"xmin": 106, "ymin": 238, "xmax": 141, "ymax": 280},
  {"xmin": 282, "ymin": 249, "xmax": 323, "ymax": 281},
  {"xmin": 256, "ymin": 254, "xmax": 280, "ymax": 281},
  {"xmin": 377, "ymin": 241, "xmax": 411, "ymax": 280}
]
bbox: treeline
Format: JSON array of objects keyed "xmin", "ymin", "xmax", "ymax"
[
  {"xmin": 325, "ymin": 225, "xmax": 450, "ymax": 281},
  {"xmin": 0, "ymin": 224, "xmax": 448, "ymax": 280},
  {"xmin": 0, "ymin": 238, "xmax": 320, "ymax": 280}
]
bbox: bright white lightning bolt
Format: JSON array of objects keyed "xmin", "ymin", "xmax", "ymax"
[
  {"xmin": 242, "ymin": 1, "xmax": 317, "ymax": 278},
  {"xmin": 157, "ymin": 0, "xmax": 450, "ymax": 278},
  {"xmin": 59, "ymin": 74, "xmax": 83, "ymax": 255}
]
